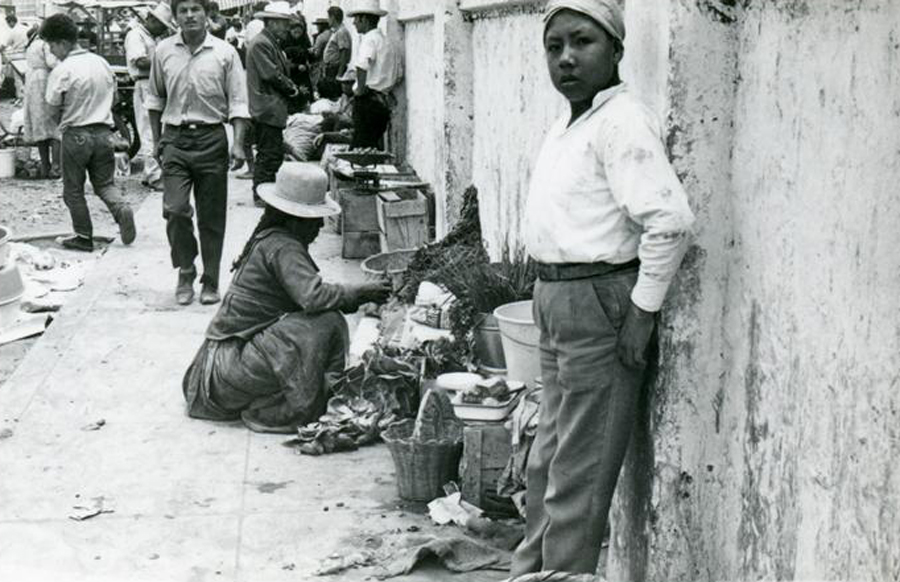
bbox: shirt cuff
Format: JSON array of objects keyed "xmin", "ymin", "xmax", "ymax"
[
  {"xmin": 144, "ymin": 93, "xmax": 166, "ymax": 111},
  {"xmin": 228, "ymin": 105, "xmax": 251, "ymax": 122},
  {"xmin": 629, "ymin": 272, "xmax": 672, "ymax": 313}
]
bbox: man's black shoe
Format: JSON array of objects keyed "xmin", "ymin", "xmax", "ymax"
[
  {"xmin": 59, "ymin": 235, "xmax": 94, "ymax": 252},
  {"xmin": 118, "ymin": 207, "xmax": 136, "ymax": 245},
  {"xmin": 199, "ymin": 282, "xmax": 221, "ymax": 305},
  {"xmin": 176, "ymin": 267, "xmax": 196, "ymax": 306}
]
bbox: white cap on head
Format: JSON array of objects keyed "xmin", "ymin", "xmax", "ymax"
[{"xmin": 543, "ymin": 0, "xmax": 625, "ymax": 44}]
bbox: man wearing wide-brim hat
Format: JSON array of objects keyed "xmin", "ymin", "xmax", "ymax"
[
  {"xmin": 346, "ymin": 0, "xmax": 400, "ymax": 149},
  {"xmin": 182, "ymin": 162, "xmax": 391, "ymax": 434},
  {"xmin": 245, "ymin": 1, "xmax": 300, "ymax": 203},
  {"xmin": 124, "ymin": 2, "xmax": 175, "ymax": 190}
]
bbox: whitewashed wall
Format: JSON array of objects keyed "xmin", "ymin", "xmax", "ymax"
[{"xmin": 401, "ymin": 17, "xmax": 437, "ymax": 198}]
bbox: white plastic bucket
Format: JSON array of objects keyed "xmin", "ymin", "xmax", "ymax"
[
  {"xmin": 0, "ymin": 149, "xmax": 15, "ymax": 179},
  {"xmin": 493, "ymin": 300, "xmax": 541, "ymax": 387},
  {"xmin": 0, "ymin": 225, "xmax": 10, "ymax": 268}
]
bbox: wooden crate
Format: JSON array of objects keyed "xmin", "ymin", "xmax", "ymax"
[
  {"xmin": 340, "ymin": 189, "xmax": 380, "ymax": 232},
  {"xmin": 377, "ymin": 190, "xmax": 429, "ymax": 251},
  {"xmin": 341, "ymin": 231, "xmax": 381, "ymax": 259},
  {"xmin": 459, "ymin": 423, "xmax": 513, "ymax": 509}
]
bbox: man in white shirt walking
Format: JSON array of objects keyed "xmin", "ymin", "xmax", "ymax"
[
  {"xmin": 124, "ymin": 2, "xmax": 174, "ymax": 190},
  {"xmin": 511, "ymin": 0, "xmax": 696, "ymax": 576},
  {"xmin": 347, "ymin": 0, "xmax": 399, "ymax": 149}
]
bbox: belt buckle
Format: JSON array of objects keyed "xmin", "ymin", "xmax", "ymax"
[{"xmin": 186, "ymin": 123, "xmax": 199, "ymax": 130}]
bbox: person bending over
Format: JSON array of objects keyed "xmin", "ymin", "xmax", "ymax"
[{"xmin": 182, "ymin": 162, "xmax": 391, "ymax": 433}]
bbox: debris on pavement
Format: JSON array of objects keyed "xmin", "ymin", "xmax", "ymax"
[
  {"xmin": 314, "ymin": 550, "xmax": 376, "ymax": 576},
  {"xmin": 428, "ymin": 490, "xmax": 484, "ymax": 527},
  {"xmin": 80, "ymin": 419, "xmax": 106, "ymax": 431},
  {"xmin": 0, "ymin": 428, "xmax": 13, "ymax": 440},
  {"xmin": 0, "ymin": 312, "xmax": 51, "ymax": 346},
  {"xmin": 69, "ymin": 501, "xmax": 115, "ymax": 521}
]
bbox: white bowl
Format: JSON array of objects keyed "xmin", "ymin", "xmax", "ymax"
[{"xmin": 435, "ymin": 372, "xmax": 483, "ymax": 393}]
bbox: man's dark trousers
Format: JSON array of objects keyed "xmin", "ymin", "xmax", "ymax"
[
  {"xmin": 61, "ymin": 124, "xmax": 130, "ymax": 239},
  {"xmin": 159, "ymin": 124, "xmax": 228, "ymax": 288},
  {"xmin": 253, "ymin": 122, "xmax": 284, "ymax": 190},
  {"xmin": 510, "ymin": 266, "xmax": 649, "ymax": 575},
  {"xmin": 351, "ymin": 92, "xmax": 390, "ymax": 149}
]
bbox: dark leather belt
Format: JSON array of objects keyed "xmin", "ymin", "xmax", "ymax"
[
  {"xmin": 535, "ymin": 258, "xmax": 640, "ymax": 281},
  {"xmin": 166, "ymin": 122, "xmax": 222, "ymax": 131}
]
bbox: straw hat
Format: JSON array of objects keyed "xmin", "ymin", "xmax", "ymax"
[
  {"xmin": 346, "ymin": 0, "xmax": 387, "ymax": 17},
  {"xmin": 257, "ymin": 163, "xmax": 341, "ymax": 218},
  {"xmin": 254, "ymin": 1, "xmax": 296, "ymax": 21},
  {"xmin": 148, "ymin": 2, "xmax": 176, "ymax": 31}
]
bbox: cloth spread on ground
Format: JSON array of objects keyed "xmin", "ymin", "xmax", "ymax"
[{"xmin": 377, "ymin": 535, "xmax": 511, "ymax": 579}]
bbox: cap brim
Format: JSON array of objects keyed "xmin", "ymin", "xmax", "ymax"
[
  {"xmin": 254, "ymin": 11, "xmax": 295, "ymax": 20},
  {"xmin": 346, "ymin": 9, "xmax": 388, "ymax": 16},
  {"xmin": 257, "ymin": 184, "xmax": 342, "ymax": 218}
]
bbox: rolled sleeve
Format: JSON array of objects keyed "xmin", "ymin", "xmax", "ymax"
[
  {"xmin": 124, "ymin": 30, "xmax": 148, "ymax": 65},
  {"xmin": 45, "ymin": 67, "xmax": 67, "ymax": 107},
  {"xmin": 146, "ymin": 51, "xmax": 167, "ymax": 112},
  {"xmin": 604, "ymin": 113, "xmax": 696, "ymax": 312},
  {"xmin": 225, "ymin": 46, "xmax": 250, "ymax": 121}
]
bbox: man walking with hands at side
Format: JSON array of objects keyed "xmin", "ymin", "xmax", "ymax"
[
  {"xmin": 147, "ymin": 0, "xmax": 250, "ymax": 306},
  {"xmin": 245, "ymin": 1, "xmax": 298, "ymax": 203}
]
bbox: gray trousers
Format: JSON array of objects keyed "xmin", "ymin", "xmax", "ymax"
[
  {"xmin": 61, "ymin": 125, "xmax": 129, "ymax": 239},
  {"xmin": 511, "ymin": 267, "xmax": 648, "ymax": 575}
]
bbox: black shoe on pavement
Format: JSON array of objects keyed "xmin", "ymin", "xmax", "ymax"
[
  {"xmin": 176, "ymin": 267, "xmax": 196, "ymax": 306},
  {"xmin": 199, "ymin": 282, "xmax": 220, "ymax": 305},
  {"xmin": 60, "ymin": 235, "xmax": 94, "ymax": 252},
  {"xmin": 118, "ymin": 207, "xmax": 136, "ymax": 245}
]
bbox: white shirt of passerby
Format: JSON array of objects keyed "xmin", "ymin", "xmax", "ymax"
[
  {"xmin": 524, "ymin": 84, "xmax": 695, "ymax": 313},
  {"xmin": 124, "ymin": 22, "xmax": 156, "ymax": 80},
  {"xmin": 352, "ymin": 28, "xmax": 398, "ymax": 94}
]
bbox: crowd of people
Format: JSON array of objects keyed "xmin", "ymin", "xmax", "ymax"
[{"xmin": 13, "ymin": 0, "xmax": 400, "ymax": 291}]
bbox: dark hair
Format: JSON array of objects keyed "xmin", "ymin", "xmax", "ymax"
[
  {"xmin": 327, "ymin": 6, "xmax": 343, "ymax": 22},
  {"xmin": 7, "ymin": 14, "xmax": 17, "ymax": 26},
  {"xmin": 209, "ymin": 1, "xmax": 220, "ymax": 11},
  {"xmin": 232, "ymin": 206, "xmax": 324, "ymax": 271},
  {"xmin": 355, "ymin": 13, "xmax": 380, "ymax": 27},
  {"xmin": 317, "ymin": 79, "xmax": 341, "ymax": 100},
  {"xmin": 40, "ymin": 14, "xmax": 79, "ymax": 43},
  {"xmin": 172, "ymin": 0, "xmax": 210, "ymax": 16}
]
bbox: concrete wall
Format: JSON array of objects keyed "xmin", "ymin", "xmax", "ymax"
[
  {"xmin": 610, "ymin": 1, "xmax": 900, "ymax": 581},
  {"xmin": 397, "ymin": 1, "xmax": 900, "ymax": 580}
]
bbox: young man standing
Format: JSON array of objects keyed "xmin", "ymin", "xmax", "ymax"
[
  {"xmin": 147, "ymin": 0, "xmax": 250, "ymax": 306},
  {"xmin": 348, "ymin": 0, "xmax": 400, "ymax": 149},
  {"xmin": 245, "ymin": 2, "xmax": 298, "ymax": 201},
  {"xmin": 511, "ymin": 0, "xmax": 695, "ymax": 576},
  {"xmin": 124, "ymin": 2, "xmax": 174, "ymax": 190},
  {"xmin": 322, "ymin": 6, "xmax": 351, "ymax": 81},
  {"xmin": 41, "ymin": 14, "xmax": 136, "ymax": 252}
]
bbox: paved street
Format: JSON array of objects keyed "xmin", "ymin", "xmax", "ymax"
[{"xmin": 0, "ymin": 176, "xmax": 507, "ymax": 582}]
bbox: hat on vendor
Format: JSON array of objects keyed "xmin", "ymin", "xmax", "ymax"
[
  {"xmin": 254, "ymin": 1, "xmax": 297, "ymax": 21},
  {"xmin": 346, "ymin": 0, "xmax": 387, "ymax": 17},
  {"xmin": 543, "ymin": 0, "xmax": 625, "ymax": 44},
  {"xmin": 257, "ymin": 163, "xmax": 342, "ymax": 218},
  {"xmin": 313, "ymin": 15, "xmax": 329, "ymax": 25},
  {"xmin": 148, "ymin": 1, "xmax": 177, "ymax": 32}
]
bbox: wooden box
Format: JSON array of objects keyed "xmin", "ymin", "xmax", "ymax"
[
  {"xmin": 377, "ymin": 190, "xmax": 429, "ymax": 252},
  {"xmin": 340, "ymin": 189, "xmax": 380, "ymax": 232},
  {"xmin": 459, "ymin": 423, "xmax": 513, "ymax": 509},
  {"xmin": 341, "ymin": 231, "xmax": 381, "ymax": 259}
]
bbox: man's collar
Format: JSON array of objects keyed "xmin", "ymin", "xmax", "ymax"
[
  {"xmin": 67, "ymin": 47, "xmax": 88, "ymax": 58},
  {"xmin": 176, "ymin": 30, "xmax": 213, "ymax": 50}
]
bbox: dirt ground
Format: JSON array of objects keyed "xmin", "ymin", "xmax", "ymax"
[{"xmin": 0, "ymin": 98, "xmax": 152, "ymax": 386}]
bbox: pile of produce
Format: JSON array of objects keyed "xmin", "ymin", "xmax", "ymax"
[{"xmin": 458, "ymin": 377, "xmax": 519, "ymax": 405}]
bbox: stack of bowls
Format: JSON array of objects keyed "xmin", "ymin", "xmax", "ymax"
[{"xmin": 0, "ymin": 225, "xmax": 25, "ymax": 329}]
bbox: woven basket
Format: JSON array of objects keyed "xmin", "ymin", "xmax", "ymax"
[{"xmin": 382, "ymin": 419, "xmax": 462, "ymax": 502}]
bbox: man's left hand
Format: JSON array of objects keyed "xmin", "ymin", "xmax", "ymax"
[
  {"xmin": 230, "ymin": 143, "xmax": 247, "ymax": 171},
  {"xmin": 616, "ymin": 302, "xmax": 656, "ymax": 369}
]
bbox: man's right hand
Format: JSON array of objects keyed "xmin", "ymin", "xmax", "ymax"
[{"xmin": 347, "ymin": 281, "xmax": 392, "ymax": 307}]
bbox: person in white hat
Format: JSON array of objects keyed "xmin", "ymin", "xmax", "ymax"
[
  {"xmin": 511, "ymin": 0, "xmax": 696, "ymax": 576},
  {"xmin": 124, "ymin": 2, "xmax": 175, "ymax": 190},
  {"xmin": 347, "ymin": 0, "xmax": 399, "ymax": 149},
  {"xmin": 245, "ymin": 1, "xmax": 299, "ymax": 201},
  {"xmin": 182, "ymin": 162, "xmax": 391, "ymax": 433}
]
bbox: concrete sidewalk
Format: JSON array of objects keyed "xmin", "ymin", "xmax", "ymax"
[{"xmin": 0, "ymin": 177, "xmax": 508, "ymax": 582}]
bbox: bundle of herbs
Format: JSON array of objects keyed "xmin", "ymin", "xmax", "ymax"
[{"xmin": 441, "ymin": 243, "xmax": 537, "ymax": 365}]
